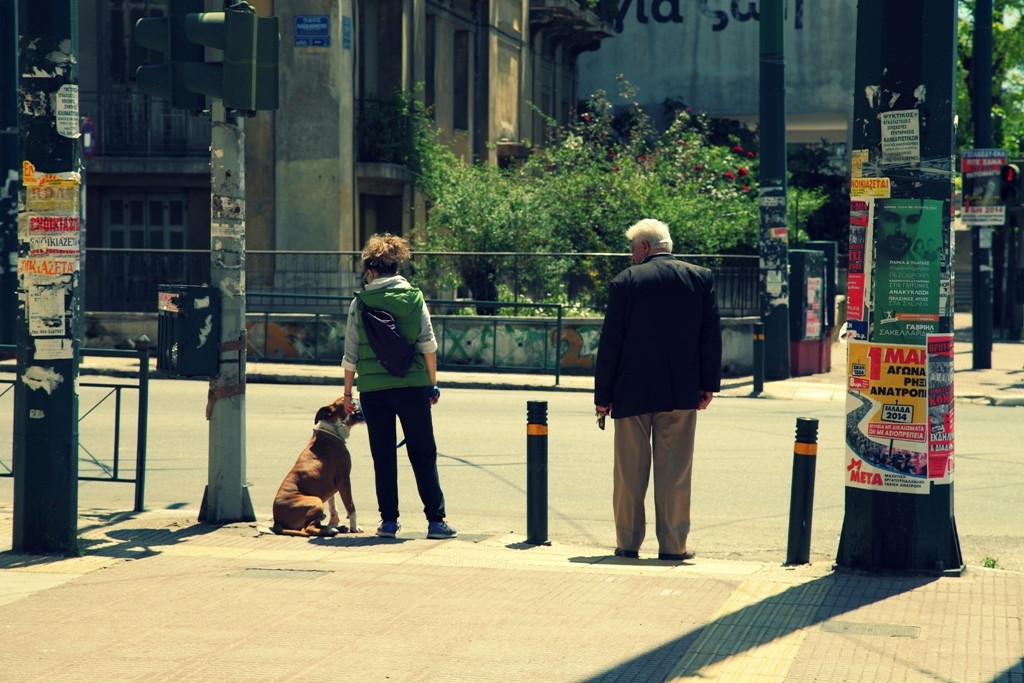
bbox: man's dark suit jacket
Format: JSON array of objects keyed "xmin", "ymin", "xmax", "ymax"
[{"xmin": 594, "ymin": 253, "xmax": 722, "ymax": 418}]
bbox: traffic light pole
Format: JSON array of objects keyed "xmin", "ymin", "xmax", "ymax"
[
  {"xmin": 758, "ymin": 0, "xmax": 790, "ymax": 381},
  {"xmin": 132, "ymin": 0, "xmax": 275, "ymax": 524},
  {"xmin": 1, "ymin": 0, "xmax": 17, "ymax": 346},
  {"xmin": 199, "ymin": 99, "xmax": 254, "ymax": 524},
  {"xmin": 973, "ymin": 0, "xmax": 993, "ymax": 368},
  {"xmin": 12, "ymin": 0, "xmax": 82, "ymax": 554}
]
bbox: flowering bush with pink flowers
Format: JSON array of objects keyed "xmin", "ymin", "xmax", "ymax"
[{"xmin": 413, "ymin": 85, "xmax": 824, "ymax": 308}]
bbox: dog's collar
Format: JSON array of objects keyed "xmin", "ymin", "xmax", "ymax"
[{"xmin": 314, "ymin": 421, "xmax": 349, "ymax": 442}]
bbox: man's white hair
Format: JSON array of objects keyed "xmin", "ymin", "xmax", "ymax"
[{"xmin": 625, "ymin": 218, "xmax": 673, "ymax": 251}]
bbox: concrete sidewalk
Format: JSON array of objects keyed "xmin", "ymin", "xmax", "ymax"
[{"xmin": 0, "ymin": 508, "xmax": 1022, "ymax": 682}]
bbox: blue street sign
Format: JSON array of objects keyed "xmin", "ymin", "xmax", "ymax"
[
  {"xmin": 81, "ymin": 118, "xmax": 96, "ymax": 159},
  {"xmin": 295, "ymin": 15, "xmax": 330, "ymax": 47}
]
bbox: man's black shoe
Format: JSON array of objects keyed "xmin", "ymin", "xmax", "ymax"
[
  {"xmin": 658, "ymin": 551, "xmax": 696, "ymax": 561},
  {"xmin": 614, "ymin": 548, "xmax": 639, "ymax": 559}
]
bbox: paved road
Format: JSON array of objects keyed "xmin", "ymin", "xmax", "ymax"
[{"xmin": 4, "ymin": 380, "xmax": 1023, "ymax": 571}]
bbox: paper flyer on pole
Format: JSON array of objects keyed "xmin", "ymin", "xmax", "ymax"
[
  {"xmin": 926, "ymin": 334, "xmax": 955, "ymax": 484},
  {"xmin": 961, "ymin": 148, "xmax": 1007, "ymax": 226},
  {"xmin": 880, "ymin": 110, "xmax": 921, "ymax": 165},
  {"xmin": 847, "ymin": 198, "xmax": 873, "ymax": 321},
  {"xmin": 870, "ymin": 198, "xmax": 943, "ymax": 345},
  {"xmin": 846, "ymin": 340, "xmax": 930, "ymax": 494}
]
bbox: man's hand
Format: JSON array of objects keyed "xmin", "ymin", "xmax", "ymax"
[
  {"xmin": 698, "ymin": 391, "xmax": 714, "ymax": 410},
  {"xmin": 595, "ymin": 404, "xmax": 612, "ymax": 415}
]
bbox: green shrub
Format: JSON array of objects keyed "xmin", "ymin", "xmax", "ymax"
[{"xmin": 412, "ymin": 82, "xmax": 826, "ymax": 310}]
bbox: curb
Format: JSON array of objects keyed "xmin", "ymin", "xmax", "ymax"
[{"xmin": 4, "ymin": 364, "xmax": 1024, "ymax": 404}]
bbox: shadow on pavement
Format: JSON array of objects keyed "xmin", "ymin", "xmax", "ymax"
[
  {"xmin": 0, "ymin": 513, "xmax": 215, "ymax": 565},
  {"xmin": 568, "ymin": 554, "xmax": 696, "ymax": 567},
  {"xmin": 985, "ymin": 658, "xmax": 1024, "ymax": 682},
  {"xmin": 306, "ymin": 535, "xmax": 411, "ymax": 547},
  {"xmin": 576, "ymin": 571, "xmax": 937, "ymax": 683}
]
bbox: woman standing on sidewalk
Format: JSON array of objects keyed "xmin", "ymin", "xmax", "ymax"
[{"xmin": 341, "ymin": 233, "xmax": 457, "ymax": 540}]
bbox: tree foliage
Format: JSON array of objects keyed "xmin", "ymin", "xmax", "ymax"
[
  {"xmin": 411, "ymin": 84, "xmax": 826, "ymax": 309},
  {"xmin": 957, "ymin": 0, "xmax": 1024, "ymax": 154}
]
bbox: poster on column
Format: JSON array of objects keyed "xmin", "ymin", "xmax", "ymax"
[
  {"xmin": 927, "ymin": 334, "xmax": 955, "ymax": 484},
  {"xmin": 25, "ymin": 274, "xmax": 69, "ymax": 337},
  {"xmin": 870, "ymin": 198, "xmax": 943, "ymax": 346},
  {"xmin": 846, "ymin": 340, "xmax": 929, "ymax": 494},
  {"xmin": 961, "ymin": 148, "xmax": 1006, "ymax": 226},
  {"xmin": 847, "ymin": 198, "xmax": 873, "ymax": 321}
]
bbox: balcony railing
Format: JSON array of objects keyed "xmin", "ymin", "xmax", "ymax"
[
  {"xmin": 84, "ymin": 249, "xmax": 760, "ymax": 317},
  {"xmin": 78, "ymin": 91, "xmax": 211, "ymax": 158}
]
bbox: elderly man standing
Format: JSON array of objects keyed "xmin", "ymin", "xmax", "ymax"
[{"xmin": 595, "ymin": 219, "xmax": 722, "ymax": 561}]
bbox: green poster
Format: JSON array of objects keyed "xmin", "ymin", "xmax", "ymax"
[{"xmin": 870, "ymin": 198, "xmax": 943, "ymax": 346}]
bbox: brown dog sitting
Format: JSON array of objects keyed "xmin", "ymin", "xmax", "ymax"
[{"xmin": 271, "ymin": 397, "xmax": 364, "ymax": 537}]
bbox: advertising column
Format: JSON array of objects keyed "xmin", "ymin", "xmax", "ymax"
[{"xmin": 836, "ymin": 0, "xmax": 963, "ymax": 574}]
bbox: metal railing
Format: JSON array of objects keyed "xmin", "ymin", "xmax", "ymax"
[
  {"xmin": 85, "ymin": 249, "xmax": 210, "ymax": 312},
  {"xmin": 86, "ymin": 249, "xmax": 760, "ymax": 317},
  {"xmin": 0, "ymin": 341, "xmax": 151, "ymax": 512},
  {"xmin": 247, "ymin": 292, "xmax": 567, "ymax": 383},
  {"xmin": 79, "ymin": 90, "xmax": 211, "ymax": 158}
]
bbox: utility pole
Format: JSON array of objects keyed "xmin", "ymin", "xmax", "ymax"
[
  {"xmin": 12, "ymin": 0, "xmax": 82, "ymax": 554},
  {"xmin": 0, "ymin": 0, "xmax": 18, "ymax": 346},
  {"xmin": 134, "ymin": 0, "xmax": 276, "ymax": 523},
  {"xmin": 200, "ymin": 98, "xmax": 254, "ymax": 523},
  {"xmin": 972, "ymin": 0, "xmax": 993, "ymax": 368},
  {"xmin": 837, "ymin": 0, "xmax": 962, "ymax": 574},
  {"xmin": 758, "ymin": 0, "xmax": 790, "ymax": 380}
]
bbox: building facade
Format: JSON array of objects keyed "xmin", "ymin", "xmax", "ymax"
[
  {"xmin": 77, "ymin": 0, "xmax": 612, "ymax": 312},
  {"xmin": 578, "ymin": 0, "xmax": 856, "ymax": 144}
]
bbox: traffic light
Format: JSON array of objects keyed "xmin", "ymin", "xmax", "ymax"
[
  {"xmin": 1000, "ymin": 163, "xmax": 1023, "ymax": 207},
  {"xmin": 134, "ymin": 0, "xmax": 206, "ymax": 111},
  {"xmin": 182, "ymin": 1, "xmax": 280, "ymax": 113}
]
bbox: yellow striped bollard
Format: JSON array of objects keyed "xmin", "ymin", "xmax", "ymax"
[
  {"xmin": 526, "ymin": 401, "xmax": 549, "ymax": 545},
  {"xmin": 786, "ymin": 417, "xmax": 819, "ymax": 565}
]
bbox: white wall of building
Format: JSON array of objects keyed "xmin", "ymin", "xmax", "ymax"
[{"xmin": 578, "ymin": 0, "xmax": 857, "ymax": 142}]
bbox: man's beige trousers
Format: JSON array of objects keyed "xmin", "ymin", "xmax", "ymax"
[{"xmin": 613, "ymin": 409, "xmax": 697, "ymax": 555}]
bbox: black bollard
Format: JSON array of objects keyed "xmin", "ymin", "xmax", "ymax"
[
  {"xmin": 134, "ymin": 335, "xmax": 151, "ymax": 513},
  {"xmin": 526, "ymin": 401, "xmax": 549, "ymax": 545},
  {"xmin": 752, "ymin": 322, "xmax": 765, "ymax": 395},
  {"xmin": 786, "ymin": 417, "xmax": 819, "ymax": 565}
]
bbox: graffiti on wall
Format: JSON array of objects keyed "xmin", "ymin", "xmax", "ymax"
[
  {"xmin": 245, "ymin": 319, "xmax": 345, "ymax": 361},
  {"xmin": 437, "ymin": 319, "xmax": 604, "ymax": 372},
  {"xmin": 551, "ymin": 326, "xmax": 602, "ymax": 370},
  {"xmin": 614, "ymin": 0, "xmax": 804, "ymax": 34},
  {"xmin": 441, "ymin": 323, "xmax": 494, "ymax": 365},
  {"xmin": 243, "ymin": 317, "xmax": 604, "ymax": 373}
]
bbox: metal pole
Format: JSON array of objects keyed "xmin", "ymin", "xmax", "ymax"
[
  {"xmin": 0, "ymin": 0, "xmax": 17, "ymax": 347},
  {"xmin": 758, "ymin": 0, "xmax": 790, "ymax": 381},
  {"xmin": 200, "ymin": 99, "xmax": 254, "ymax": 523},
  {"xmin": 972, "ymin": 224, "xmax": 994, "ymax": 368},
  {"xmin": 973, "ymin": 0, "xmax": 993, "ymax": 367},
  {"xmin": 526, "ymin": 400, "xmax": 549, "ymax": 545},
  {"xmin": 134, "ymin": 335, "xmax": 150, "ymax": 513},
  {"xmin": 12, "ymin": 0, "xmax": 81, "ymax": 554},
  {"xmin": 786, "ymin": 417, "xmax": 818, "ymax": 565},
  {"xmin": 752, "ymin": 322, "xmax": 765, "ymax": 395},
  {"xmin": 554, "ymin": 304, "xmax": 562, "ymax": 386},
  {"xmin": 975, "ymin": 0, "xmax": 993, "ymax": 150}
]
